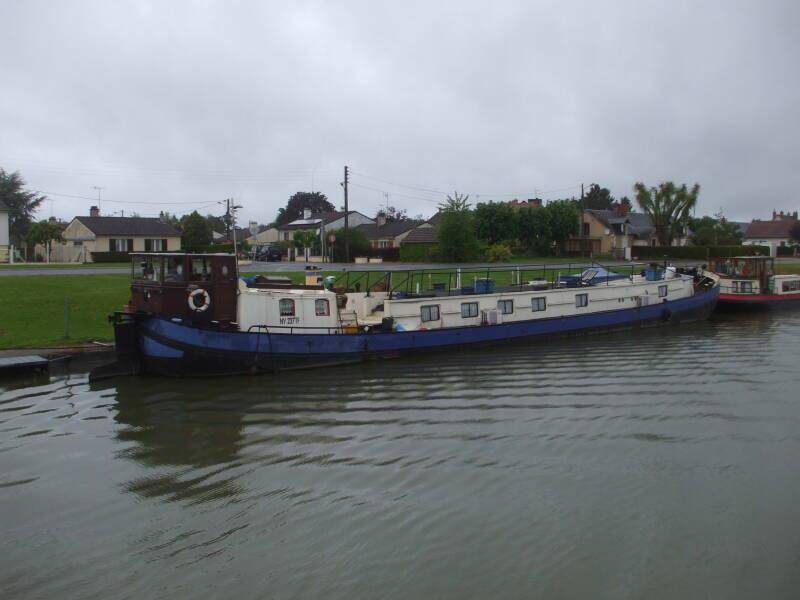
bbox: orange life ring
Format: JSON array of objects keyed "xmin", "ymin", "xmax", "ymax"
[{"xmin": 188, "ymin": 288, "xmax": 211, "ymax": 312}]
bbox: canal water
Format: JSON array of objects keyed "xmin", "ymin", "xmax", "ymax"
[{"xmin": 2, "ymin": 311, "xmax": 800, "ymax": 599}]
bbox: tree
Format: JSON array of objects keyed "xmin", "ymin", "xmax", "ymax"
[
  {"xmin": 516, "ymin": 205, "xmax": 551, "ymax": 252},
  {"xmin": 24, "ymin": 220, "xmax": 64, "ymax": 261},
  {"xmin": 634, "ymin": 182, "xmax": 700, "ymax": 246},
  {"xmin": 437, "ymin": 192, "xmax": 480, "ymax": 262},
  {"xmin": 205, "ymin": 213, "xmax": 228, "ymax": 234},
  {"xmin": 376, "ymin": 206, "xmax": 409, "ymax": 223},
  {"xmin": 581, "ymin": 183, "xmax": 615, "ymax": 210},
  {"xmin": 474, "ymin": 201, "xmax": 516, "ymax": 245},
  {"xmin": 293, "ymin": 229, "xmax": 318, "ymax": 261},
  {"xmin": 274, "ymin": 191, "xmax": 334, "ymax": 227},
  {"xmin": 544, "ymin": 200, "xmax": 579, "ymax": 253},
  {"xmin": 0, "ymin": 169, "xmax": 46, "ymax": 245},
  {"xmin": 327, "ymin": 227, "xmax": 369, "ymax": 261},
  {"xmin": 181, "ymin": 211, "xmax": 212, "ymax": 251},
  {"xmin": 619, "ymin": 196, "xmax": 633, "ymax": 212}
]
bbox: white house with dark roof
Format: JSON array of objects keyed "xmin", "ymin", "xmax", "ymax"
[
  {"xmin": 61, "ymin": 206, "xmax": 181, "ymax": 262},
  {"xmin": 356, "ymin": 214, "xmax": 420, "ymax": 248},
  {"xmin": 0, "ymin": 200, "xmax": 9, "ymax": 263}
]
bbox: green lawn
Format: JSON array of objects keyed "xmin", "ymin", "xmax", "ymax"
[
  {"xmin": 0, "ymin": 262, "xmax": 127, "ymax": 269},
  {"xmin": 0, "ymin": 274, "xmax": 131, "ymax": 348}
]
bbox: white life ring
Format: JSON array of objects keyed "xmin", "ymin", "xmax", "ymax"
[{"xmin": 188, "ymin": 288, "xmax": 211, "ymax": 312}]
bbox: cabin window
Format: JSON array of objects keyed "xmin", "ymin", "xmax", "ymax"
[
  {"xmin": 139, "ymin": 257, "xmax": 162, "ymax": 282},
  {"xmin": 315, "ymin": 299, "xmax": 330, "ymax": 316},
  {"xmin": 532, "ymin": 297, "xmax": 546, "ymax": 311},
  {"xmin": 732, "ymin": 281, "xmax": 739, "ymax": 292},
  {"xmin": 421, "ymin": 305, "xmax": 440, "ymax": 322},
  {"xmin": 461, "ymin": 302, "xmax": 478, "ymax": 318},
  {"xmin": 191, "ymin": 259, "xmax": 210, "ymax": 281},
  {"xmin": 658, "ymin": 285, "xmax": 668, "ymax": 297},
  {"xmin": 783, "ymin": 280, "xmax": 800, "ymax": 292},
  {"xmin": 740, "ymin": 281, "xmax": 753, "ymax": 293},
  {"xmin": 575, "ymin": 293, "xmax": 588, "ymax": 308},
  {"xmin": 497, "ymin": 300, "xmax": 513, "ymax": 314},
  {"xmin": 279, "ymin": 299, "xmax": 295, "ymax": 316}
]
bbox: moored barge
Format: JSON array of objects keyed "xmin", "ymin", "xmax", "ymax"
[
  {"xmin": 90, "ymin": 254, "xmax": 719, "ymax": 379},
  {"xmin": 708, "ymin": 256, "xmax": 800, "ymax": 309}
]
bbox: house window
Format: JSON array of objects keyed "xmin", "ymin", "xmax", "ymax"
[
  {"xmin": 379, "ymin": 240, "xmax": 391, "ymax": 248},
  {"xmin": 461, "ymin": 302, "xmax": 478, "ymax": 318},
  {"xmin": 575, "ymin": 293, "xmax": 588, "ymax": 308},
  {"xmin": 658, "ymin": 285, "xmax": 668, "ymax": 297},
  {"xmin": 109, "ymin": 238, "xmax": 132, "ymax": 252},
  {"xmin": 279, "ymin": 299, "xmax": 295, "ymax": 316},
  {"xmin": 283, "ymin": 232, "xmax": 290, "ymax": 241},
  {"xmin": 740, "ymin": 281, "xmax": 753, "ymax": 293},
  {"xmin": 315, "ymin": 299, "xmax": 330, "ymax": 316},
  {"xmin": 531, "ymin": 297, "xmax": 546, "ymax": 311},
  {"xmin": 497, "ymin": 299, "xmax": 513, "ymax": 314},
  {"xmin": 421, "ymin": 305, "xmax": 440, "ymax": 322},
  {"xmin": 582, "ymin": 222, "xmax": 590, "ymax": 236},
  {"xmin": 144, "ymin": 238, "xmax": 167, "ymax": 252}
]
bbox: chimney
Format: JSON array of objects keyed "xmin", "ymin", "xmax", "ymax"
[
  {"xmin": 377, "ymin": 213, "xmax": 386, "ymax": 227},
  {"xmin": 772, "ymin": 209, "xmax": 777, "ymax": 220},
  {"xmin": 303, "ymin": 208, "xmax": 312, "ymax": 220},
  {"xmin": 90, "ymin": 205, "xmax": 100, "ymax": 217}
]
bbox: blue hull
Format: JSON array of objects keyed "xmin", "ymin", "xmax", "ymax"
[{"xmin": 115, "ymin": 287, "xmax": 719, "ymax": 377}]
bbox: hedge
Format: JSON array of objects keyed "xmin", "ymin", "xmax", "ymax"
[
  {"xmin": 400, "ymin": 243, "xmax": 439, "ymax": 262},
  {"xmin": 777, "ymin": 245, "xmax": 799, "ymax": 256},
  {"xmin": 631, "ymin": 245, "xmax": 770, "ymax": 260},
  {"xmin": 90, "ymin": 251, "xmax": 132, "ymax": 263},
  {"xmin": 365, "ymin": 247, "xmax": 400, "ymax": 261}
]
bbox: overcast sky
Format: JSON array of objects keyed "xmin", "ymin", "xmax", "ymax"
[{"xmin": 1, "ymin": 0, "xmax": 798, "ymax": 227}]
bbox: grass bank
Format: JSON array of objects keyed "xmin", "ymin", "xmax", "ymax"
[{"xmin": 0, "ymin": 262, "xmax": 126, "ymax": 269}]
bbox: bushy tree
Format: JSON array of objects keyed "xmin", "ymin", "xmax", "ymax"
[
  {"xmin": 181, "ymin": 211, "xmax": 212, "ymax": 251},
  {"xmin": 790, "ymin": 221, "xmax": 800, "ymax": 245},
  {"xmin": 0, "ymin": 169, "xmax": 46, "ymax": 245},
  {"xmin": 581, "ymin": 183, "xmax": 615, "ymax": 210},
  {"xmin": 474, "ymin": 201, "xmax": 516, "ymax": 245},
  {"xmin": 376, "ymin": 206, "xmax": 409, "ymax": 223},
  {"xmin": 634, "ymin": 182, "xmax": 700, "ymax": 246},
  {"xmin": 544, "ymin": 200, "xmax": 579, "ymax": 253},
  {"xmin": 274, "ymin": 191, "xmax": 334, "ymax": 226},
  {"xmin": 293, "ymin": 229, "xmax": 318, "ymax": 261},
  {"xmin": 24, "ymin": 220, "xmax": 64, "ymax": 260},
  {"xmin": 515, "ymin": 205, "xmax": 551, "ymax": 251},
  {"xmin": 437, "ymin": 192, "xmax": 480, "ymax": 262},
  {"xmin": 328, "ymin": 227, "xmax": 370, "ymax": 261}
]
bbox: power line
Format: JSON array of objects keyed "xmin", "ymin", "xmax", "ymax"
[{"xmin": 32, "ymin": 189, "xmax": 226, "ymax": 206}]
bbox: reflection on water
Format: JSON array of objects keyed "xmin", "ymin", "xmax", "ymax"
[{"xmin": 2, "ymin": 312, "xmax": 800, "ymax": 599}]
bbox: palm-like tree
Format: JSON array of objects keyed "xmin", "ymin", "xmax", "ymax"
[{"xmin": 634, "ymin": 182, "xmax": 700, "ymax": 246}]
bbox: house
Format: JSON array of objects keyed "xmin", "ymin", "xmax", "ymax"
[
  {"xmin": 356, "ymin": 214, "xmax": 419, "ymax": 248},
  {"xmin": 743, "ymin": 210, "xmax": 799, "ymax": 256},
  {"xmin": 565, "ymin": 205, "xmax": 661, "ymax": 258},
  {"xmin": 0, "ymin": 200, "xmax": 9, "ymax": 263},
  {"xmin": 61, "ymin": 206, "xmax": 181, "ymax": 262},
  {"xmin": 277, "ymin": 210, "xmax": 375, "ymax": 260}
]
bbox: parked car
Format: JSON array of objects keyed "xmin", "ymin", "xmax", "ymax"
[{"xmin": 251, "ymin": 245, "xmax": 283, "ymax": 262}]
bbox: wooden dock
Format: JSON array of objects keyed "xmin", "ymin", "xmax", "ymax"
[{"xmin": 0, "ymin": 355, "xmax": 50, "ymax": 376}]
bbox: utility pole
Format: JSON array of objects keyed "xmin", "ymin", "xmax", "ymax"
[
  {"xmin": 225, "ymin": 198, "xmax": 231, "ymax": 241},
  {"xmin": 580, "ymin": 183, "xmax": 586, "ymax": 256},
  {"xmin": 343, "ymin": 165, "xmax": 350, "ymax": 263}
]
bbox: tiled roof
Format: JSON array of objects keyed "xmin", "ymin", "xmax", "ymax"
[
  {"xmin": 586, "ymin": 210, "xmax": 655, "ymax": 239},
  {"xmin": 357, "ymin": 221, "xmax": 419, "ymax": 239},
  {"xmin": 403, "ymin": 226, "xmax": 438, "ymax": 243},
  {"xmin": 744, "ymin": 219, "xmax": 798, "ymax": 239},
  {"xmin": 279, "ymin": 211, "xmax": 373, "ymax": 231},
  {"xmin": 74, "ymin": 216, "xmax": 180, "ymax": 236}
]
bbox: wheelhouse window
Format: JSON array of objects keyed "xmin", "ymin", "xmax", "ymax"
[
  {"xmin": 315, "ymin": 299, "xmax": 330, "ymax": 316},
  {"xmin": 658, "ymin": 285, "xmax": 668, "ymax": 297},
  {"xmin": 421, "ymin": 305, "xmax": 440, "ymax": 322},
  {"xmin": 461, "ymin": 302, "xmax": 478, "ymax": 318},
  {"xmin": 138, "ymin": 256, "xmax": 163, "ymax": 282},
  {"xmin": 279, "ymin": 299, "xmax": 295, "ymax": 316},
  {"xmin": 191, "ymin": 259, "xmax": 210, "ymax": 281},
  {"xmin": 575, "ymin": 293, "xmax": 588, "ymax": 308},
  {"xmin": 740, "ymin": 281, "xmax": 753, "ymax": 293},
  {"xmin": 165, "ymin": 256, "xmax": 183, "ymax": 281},
  {"xmin": 497, "ymin": 300, "xmax": 513, "ymax": 314},
  {"xmin": 532, "ymin": 297, "xmax": 546, "ymax": 311}
]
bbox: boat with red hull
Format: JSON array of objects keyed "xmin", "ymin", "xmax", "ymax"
[{"xmin": 709, "ymin": 256, "xmax": 800, "ymax": 309}]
